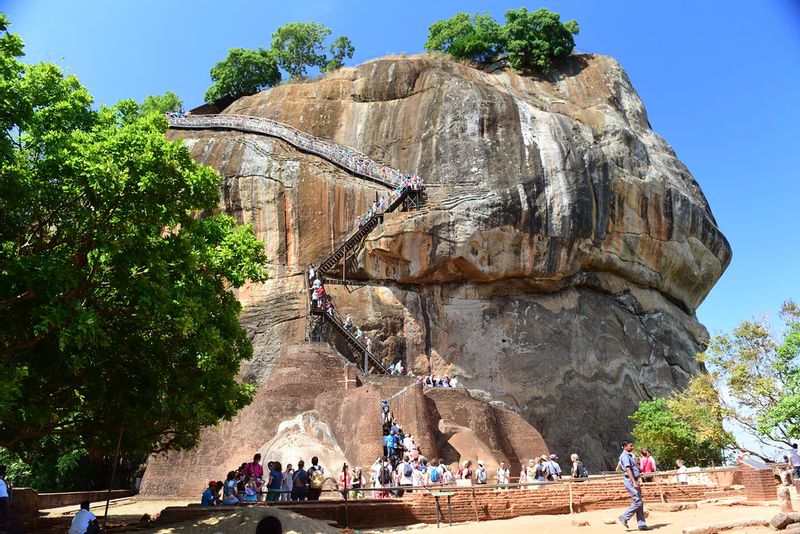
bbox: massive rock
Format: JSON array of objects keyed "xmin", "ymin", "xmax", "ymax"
[{"xmin": 156, "ymin": 53, "xmax": 729, "ymax": 482}]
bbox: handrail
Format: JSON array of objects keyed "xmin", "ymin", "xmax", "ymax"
[
  {"xmin": 318, "ymin": 186, "xmax": 410, "ymax": 274},
  {"xmin": 168, "ymin": 114, "xmax": 423, "ymax": 191}
]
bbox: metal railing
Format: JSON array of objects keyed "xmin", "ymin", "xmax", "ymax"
[{"xmin": 168, "ymin": 114, "xmax": 423, "ymax": 190}]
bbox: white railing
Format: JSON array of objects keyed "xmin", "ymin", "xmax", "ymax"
[{"xmin": 168, "ymin": 114, "xmax": 422, "ymax": 190}]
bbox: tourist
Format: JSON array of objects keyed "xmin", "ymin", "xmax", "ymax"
[
  {"xmin": 201, "ymin": 480, "xmax": 222, "ymax": 506},
  {"xmin": 525, "ymin": 458, "xmax": 545, "ymax": 482},
  {"xmin": 242, "ymin": 474, "xmax": 259, "ymax": 503},
  {"xmin": 354, "ymin": 327, "xmax": 363, "ymax": 340},
  {"xmin": 547, "ymin": 454, "xmax": 562, "ymax": 480},
  {"xmin": 475, "ymin": 460, "xmax": 488, "ymax": 484},
  {"xmin": 519, "ymin": 465, "xmax": 528, "ymax": 487},
  {"xmin": 618, "ymin": 441, "xmax": 650, "ymax": 530},
  {"xmin": 365, "ymin": 336, "xmax": 373, "ymax": 354},
  {"xmin": 243, "ymin": 453, "xmax": 264, "ymax": 500},
  {"xmin": 281, "ymin": 463, "xmax": 294, "ymax": 501},
  {"xmin": 350, "ymin": 467, "xmax": 365, "ymax": 500},
  {"xmin": 676, "ymin": 459, "xmax": 689, "ymax": 484},
  {"xmin": 377, "ymin": 457, "xmax": 393, "ymax": 498},
  {"xmin": 344, "ymin": 314, "xmax": 353, "ymax": 330},
  {"xmin": 291, "ymin": 460, "xmax": 308, "ymax": 501},
  {"xmin": 338, "ymin": 463, "xmax": 351, "ymax": 499},
  {"xmin": 68, "ymin": 500, "xmax": 101, "ymax": 534},
  {"xmin": 307, "ymin": 456, "xmax": 325, "ymax": 501},
  {"xmin": 0, "ymin": 465, "xmax": 9, "ymax": 531},
  {"xmin": 307, "ymin": 264, "xmax": 315, "ymax": 283},
  {"xmin": 265, "ymin": 462, "xmax": 283, "ymax": 501},
  {"xmin": 441, "ymin": 463, "xmax": 455, "ymax": 485},
  {"xmin": 222, "ymin": 471, "xmax": 239, "ymax": 505},
  {"xmin": 639, "ymin": 448, "xmax": 656, "ymax": 482},
  {"xmin": 790, "ymin": 444, "xmax": 800, "ymax": 480},
  {"xmin": 397, "ymin": 455, "xmax": 414, "ymax": 496},
  {"xmin": 457, "ymin": 460, "xmax": 473, "ymax": 484},
  {"xmin": 571, "ymin": 453, "xmax": 588, "ymax": 479},
  {"xmin": 497, "ymin": 461, "xmax": 510, "ymax": 486},
  {"xmin": 450, "ymin": 376, "xmax": 459, "ymax": 387}
]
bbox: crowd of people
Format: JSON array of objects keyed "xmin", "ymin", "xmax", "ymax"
[{"xmin": 201, "ymin": 453, "xmax": 329, "ymax": 506}]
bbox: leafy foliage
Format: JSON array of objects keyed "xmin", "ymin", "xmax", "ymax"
[
  {"xmin": 425, "ymin": 13, "xmax": 504, "ymax": 64},
  {"xmin": 204, "ymin": 47, "xmax": 280, "ymax": 103},
  {"xmin": 326, "ymin": 35, "xmax": 355, "ymax": 73},
  {"xmin": 503, "ymin": 7, "xmax": 579, "ymax": 72},
  {"xmin": 0, "ymin": 17, "xmax": 269, "ymax": 486},
  {"xmin": 630, "ymin": 381, "xmax": 732, "ymax": 468},
  {"xmin": 698, "ymin": 302, "xmax": 800, "ymax": 453},
  {"xmin": 140, "ymin": 91, "xmax": 183, "ymax": 116},
  {"xmin": 424, "ymin": 8, "xmax": 579, "ymax": 72},
  {"xmin": 270, "ymin": 22, "xmax": 354, "ymax": 79}
]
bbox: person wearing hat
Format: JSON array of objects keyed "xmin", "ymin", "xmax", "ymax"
[
  {"xmin": 475, "ymin": 460, "xmax": 488, "ymax": 484},
  {"xmin": 547, "ymin": 454, "xmax": 562, "ymax": 480},
  {"xmin": 201, "ymin": 480, "xmax": 222, "ymax": 506}
]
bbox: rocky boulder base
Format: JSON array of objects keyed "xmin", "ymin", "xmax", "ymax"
[{"xmin": 164, "ymin": 53, "xmax": 729, "ymax": 475}]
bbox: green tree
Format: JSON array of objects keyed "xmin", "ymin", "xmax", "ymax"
[
  {"xmin": 700, "ymin": 301, "xmax": 800, "ymax": 454},
  {"xmin": 271, "ymin": 21, "xmax": 353, "ymax": 78},
  {"xmin": 630, "ymin": 376, "xmax": 732, "ymax": 468},
  {"xmin": 204, "ymin": 47, "xmax": 280, "ymax": 103},
  {"xmin": 502, "ymin": 7, "xmax": 579, "ymax": 72},
  {"xmin": 0, "ymin": 16, "xmax": 269, "ymax": 486},
  {"xmin": 424, "ymin": 12, "xmax": 504, "ymax": 64},
  {"xmin": 325, "ymin": 35, "xmax": 355, "ymax": 72},
  {"xmin": 140, "ymin": 91, "xmax": 183, "ymax": 116}
]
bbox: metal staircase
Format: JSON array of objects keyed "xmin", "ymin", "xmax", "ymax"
[{"xmin": 168, "ymin": 113, "xmax": 424, "ymax": 374}]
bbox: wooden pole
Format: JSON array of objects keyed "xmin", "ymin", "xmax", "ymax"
[
  {"xmin": 569, "ymin": 481, "xmax": 574, "ymax": 514},
  {"xmin": 103, "ymin": 428, "xmax": 123, "ymax": 529}
]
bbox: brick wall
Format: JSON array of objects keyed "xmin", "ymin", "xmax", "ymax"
[
  {"xmin": 740, "ymin": 466, "xmax": 778, "ymax": 501},
  {"xmin": 154, "ymin": 479, "xmax": 743, "ymax": 530}
]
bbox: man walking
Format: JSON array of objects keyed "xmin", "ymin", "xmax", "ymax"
[{"xmin": 619, "ymin": 441, "xmax": 650, "ymax": 531}]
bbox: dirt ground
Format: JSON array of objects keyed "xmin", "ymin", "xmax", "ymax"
[{"xmin": 38, "ymin": 494, "xmax": 792, "ymax": 533}]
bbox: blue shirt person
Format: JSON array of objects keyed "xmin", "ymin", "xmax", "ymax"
[{"xmin": 618, "ymin": 441, "xmax": 650, "ymax": 530}]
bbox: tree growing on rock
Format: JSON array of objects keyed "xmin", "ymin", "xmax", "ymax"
[
  {"xmin": 425, "ymin": 8, "xmax": 579, "ymax": 73},
  {"xmin": 270, "ymin": 21, "xmax": 354, "ymax": 78},
  {"xmin": 502, "ymin": 7, "xmax": 579, "ymax": 72},
  {"xmin": 0, "ymin": 15, "xmax": 268, "ymax": 483},
  {"xmin": 424, "ymin": 12, "xmax": 504, "ymax": 64},
  {"xmin": 204, "ymin": 47, "xmax": 281, "ymax": 103}
]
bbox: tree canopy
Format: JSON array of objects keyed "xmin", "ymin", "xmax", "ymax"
[
  {"xmin": 270, "ymin": 21, "xmax": 354, "ymax": 79},
  {"xmin": 0, "ymin": 13, "xmax": 268, "ymax": 480},
  {"xmin": 701, "ymin": 301, "xmax": 800, "ymax": 455},
  {"xmin": 425, "ymin": 13, "xmax": 504, "ymax": 65},
  {"xmin": 630, "ymin": 378, "xmax": 732, "ymax": 468},
  {"xmin": 631, "ymin": 300, "xmax": 800, "ymax": 464},
  {"xmin": 204, "ymin": 47, "xmax": 281, "ymax": 103},
  {"xmin": 425, "ymin": 8, "xmax": 579, "ymax": 72},
  {"xmin": 140, "ymin": 91, "xmax": 183, "ymax": 116}
]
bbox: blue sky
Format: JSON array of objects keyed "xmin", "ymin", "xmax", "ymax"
[{"xmin": 3, "ymin": 0, "xmax": 799, "ymax": 338}]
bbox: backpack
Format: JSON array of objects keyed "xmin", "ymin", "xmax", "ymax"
[
  {"xmin": 293, "ymin": 469, "xmax": 307, "ymax": 487},
  {"xmin": 403, "ymin": 463, "xmax": 413, "ymax": 478},
  {"xmin": 430, "ymin": 467, "xmax": 440, "ymax": 483},
  {"xmin": 309, "ymin": 468, "xmax": 324, "ymax": 489},
  {"xmin": 379, "ymin": 466, "xmax": 392, "ymax": 484},
  {"xmin": 576, "ymin": 461, "xmax": 588, "ymax": 478}
]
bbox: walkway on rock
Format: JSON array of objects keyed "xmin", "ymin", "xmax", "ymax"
[
  {"xmin": 168, "ymin": 113, "xmax": 410, "ymax": 189},
  {"xmin": 168, "ymin": 113, "xmax": 425, "ymax": 374}
]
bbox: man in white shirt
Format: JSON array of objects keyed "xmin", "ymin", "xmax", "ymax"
[{"xmin": 69, "ymin": 500, "xmax": 100, "ymax": 534}]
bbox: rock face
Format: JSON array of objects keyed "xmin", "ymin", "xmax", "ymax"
[{"xmin": 166, "ymin": 54, "xmax": 730, "ymax": 473}]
